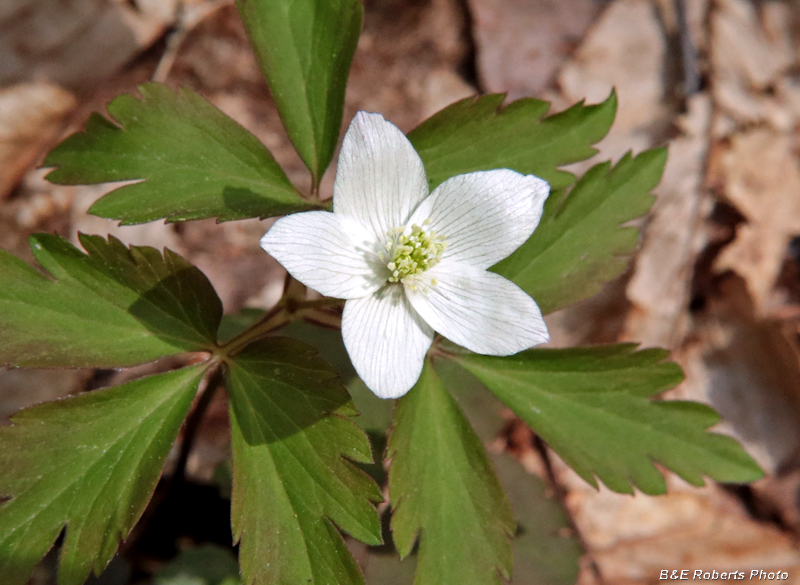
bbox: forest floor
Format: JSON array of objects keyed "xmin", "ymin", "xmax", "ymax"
[{"xmin": 3, "ymin": 0, "xmax": 800, "ymax": 583}]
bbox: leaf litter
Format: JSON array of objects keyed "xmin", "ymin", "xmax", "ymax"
[{"xmin": 2, "ymin": 0, "xmax": 800, "ymax": 582}]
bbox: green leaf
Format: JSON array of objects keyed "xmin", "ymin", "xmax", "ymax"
[
  {"xmin": 0, "ymin": 234, "xmax": 222, "ymax": 368},
  {"xmin": 491, "ymin": 456, "xmax": 581, "ymax": 585},
  {"xmin": 493, "ymin": 148, "xmax": 667, "ymax": 314},
  {"xmin": 155, "ymin": 544, "xmax": 241, "ymax": 585},
  {"xmin": 434, "ymin": 362, "xmax": 582, "ymax": 585},
  {"xmin": 408, "ymin": 92, "xmax": 616, "ymax": 191},
  {"xmin": 388, "ymin": 362, "xmax": 515, "ymax": 585},
  {"xmin": 280, "ymin": 320, "xmax": 395, "ymax": 434},
  {"xmin": 455, "ymin": 345, "xmax": 764, "ymax": 495},
  {"xmin": 45, "ymin": 83, "xmax": 310, "ymax": 224},
  {"xmin": 217, "ymin": 308, "xmax": 265, "ymax": 344},
  {"xmin": 222, "ymin": 316, "xmax": 396, "ymax": 433},
  {"xmin": 0, "ymin": 364, "xmax": 206, "ymax": 585},
  {"xmin": 236, "ymin": 0, "xmax": 363, "ymax": 183},
  {"xmin": 227, "ymin": 337, "xmax": 382, "ymax": 585}
]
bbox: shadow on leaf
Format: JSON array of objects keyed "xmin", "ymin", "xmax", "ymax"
[{"xmin": 227, "ymin": 337, "xmax": 356, "ymax": 444}]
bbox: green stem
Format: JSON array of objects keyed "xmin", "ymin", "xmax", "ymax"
[
  {"xmin": 217, "ymin": 297, "xmax": 344, "ymax": 358},
  {"xmin": 309, "ymin": 175, "xmax": 321, "ymax": 202},
  {"xmin": 218, "ymin": 305, "xmax": 291, "ymax": 358},
  {"xmin": 429, "ymin": 336, "xmax": 465, "ymax": 358},
  {"xmin": 301, "ymin": 307, "xmax": 342, "ymax": 329},
  {"xmin": 284, "ymin": 296, "xmax": 343, "ymax": 312}
]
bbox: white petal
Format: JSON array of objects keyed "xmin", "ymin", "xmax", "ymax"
[
  {"xmin": 406, "ymin": 264, "xmax": 548, "ymax": 355},
  {"xmin": 407, "ymin": 169, "xmax": 549, "ymax": 269},
  {"xmin": 260, "ymin": 211, "xmax": 384, "ymax": 299},
  {"xmin": 334, "ymin": 112, "xmax": 430, "ymax": 242},
  {"xmin": 342, "ymin": 286, "xmax": 434, "ymax": 399}
]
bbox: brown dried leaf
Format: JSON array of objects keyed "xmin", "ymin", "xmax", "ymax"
[
  {"xmin": 467, "ymin": 0, "xmax": 598, "ymax": 99},
  {"xmin": 0, "ymin": 83, "xmax": 76, "ymax": 199},
  {"xmin": 623, "ymin": 95, "xmax": 713, "ymax": 348},
  {"xmin": 713, "ymin": 129, "xmax": 800, "ymax": 315},
  {"xmin": 558, "ymin": 0, "xmax": 669, "ymax": 154},
  {"xmin": 0, "ymin": 0, "xmax": 177, "ymax": 91},
  {"xmin": 550, "ymin": 453, "xmax": 800, "ymax": 584},
  {"xmin": 710, "ymin": 0, "xmax": 796, "ymax": 128}
]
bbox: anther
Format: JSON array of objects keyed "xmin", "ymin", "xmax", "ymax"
[{"xmin": 383, "ymin": 218, "xmax": 447, "ymax": 285}]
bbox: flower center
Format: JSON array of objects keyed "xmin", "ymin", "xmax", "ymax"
[{"xmin": 380, "ymin": 219, "xmax": 447, "ymax": 285}]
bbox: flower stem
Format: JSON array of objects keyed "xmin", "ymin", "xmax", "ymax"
[
  {"xmin": 429, "ymin": 336, "xmax": 466, "ymax": 358},
  {"xmin": 302, "ymin": 307, "xmax": 342, "ymax": 329},
  {"xmin": 218, "ymin": 305, "xmax": 291, "ymax": 358},
  {"xmin": 217, "ymin": 297, "xmax": 344, "ymax": 358},
  {"xmin": 284, "ymin": 296, "xmax": 343, "ymax": 312}
]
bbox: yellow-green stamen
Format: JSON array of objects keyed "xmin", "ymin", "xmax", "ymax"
[{"xmin": 380, "ymin": 219, "xmax": 447, "ymax": 285}]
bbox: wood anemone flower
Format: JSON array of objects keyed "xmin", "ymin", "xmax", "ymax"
[{"xmin": 261, "ymin": 111, "xmax": 550, "ymax": 398}]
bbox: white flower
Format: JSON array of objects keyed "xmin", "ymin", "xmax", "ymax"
[{"xmin": 261, "ymin": 112, "xmax": 550, "ymax": 399}]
